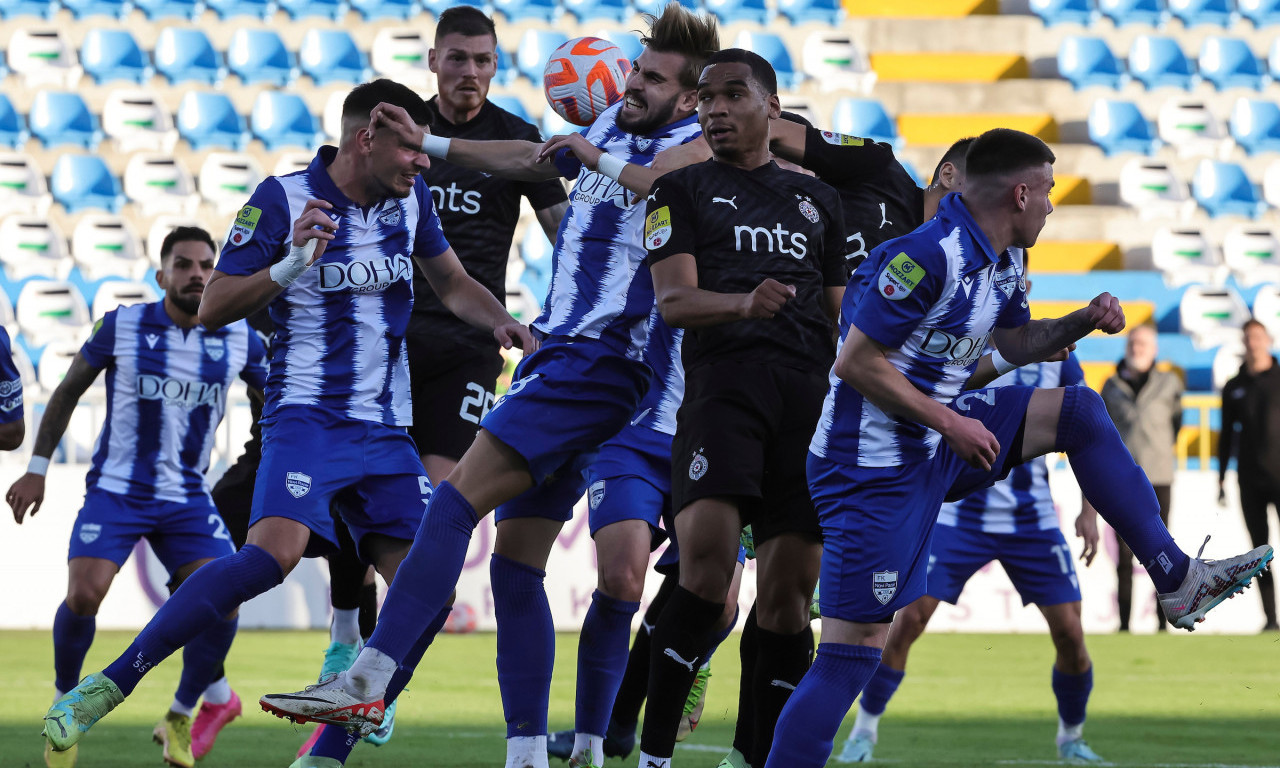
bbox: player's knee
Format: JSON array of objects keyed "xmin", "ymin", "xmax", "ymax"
[
  {"xmin": 1056, "ymin": 386, "xmax": 1114, "ymax": 452},
  {"xmin": 598, "ymin": 561, "xmax": 646, "ymax": 603},
  {"xmin": 755, "ymin": 593, "xmax": 811, "ymax": 634},
  {"xmin": 65, "ymin": 584, "xmax": 106, "ymax": 616},
  {"xmin": 1050, "ymin": 623, "xmax": 1089, "ymax": 670}
]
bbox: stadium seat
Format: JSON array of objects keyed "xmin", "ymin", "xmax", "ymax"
[
  {"xmin": 251, "ymin": 92, "xmax": 322, "ymax": 151},
  {"xmin": 50, "ymin": 155, "xmax": 123, "ymax": 214},
  {"xmin": 1240, "ymin": 0, "xmax": 1280, "ymax": 26},
  {"xmin": 155, "ymin": 28, "xmax": 226, "ymax": 86},
  {"xmin": 1118, "ymin": 159, "xmax": 1193, "ymax": 218},
  {"xmin": 0, "ymin": 94, "xmax": 28, "ymax": 148},
  {"xmin": 272, "ymin": 152, "xmax": 312, "ymax": 177},
  {"xmin": 1224, "ymin": 226, "xmax": 1280, "ymax": 285},
  {"xmin": 1270, "ymin": 38, "xmax": 1280, "ymax": 80},
  {"xmin": 144, "ymin": 215, "xmax": 200, "ymax": 265},
  {"xmin": 0, "ymin": 0, "xmax": 59, "ymax": 18},
  {"xmin": 1098, "ymin": 0, "xmax": 1168, "ymax": 26},
  {"xmin": 322, "ymin": 90, "xmax": 345, "ymax": 142},
  {"xmin": 422, "ymin": 0, "xmax": 490, "ymax": 15},
  {"xmin": 17, "ymin": 280, "xmax": 91, "ymax": 348},
  {"xmin": 29, "ymin": 91, "xmax": 102, "ymax": 150},
  {"xmin": 779, "ymin": 97, "xmax": 818, "ymax": 127},
  {"xmin": 1264, "ymin": 158, "xmax": 1280, "ymax": 208},
  {"xmin": 177, "ymin": 91, "xmax": 247, "ymax": 151},
  {"xmin": 830, "ymin": 98, "xmax": 902, "ymax": 150},
  {"xmin": 198, "ymin": 152, "xmax": 264, "ymax": 216},
  {"xmin": 704, "ymin": 0, "xmax": 771, "ymax": 25},
  {"xmin": 80, "ymin": 28, "xmax": 153, "ymax": 85},
  {"xmin": 0, "ymin": 216, "xmax": 68, "ymax": 281},
  {"xmin": 776, "ymin": 0, "xmax": 842, "ymax": 25},
  {"xmin": 488, "ymin": 94, "xmax": 533, "ymax": 125},
  {"xmin": 1087, "ymin": 99, "xmax": 1159, "ymax": 155},
  {"xmin": 92, "ymin": 280, "xmax": 158, "ymax": 318},
  {"xmin": 735, "ymin": 32, "xmax": 801, "ymax": 90},
  {"xmin": 1128, "ymin": 35, "xmax": 1196, "ymax": 90},
  {"xmin": 124, "ymin": 153, "xmax": 199, "ymax": 216},
  {"xmin": 0, "ymin": 151, "xmax": 51, "ymax": 216},
  {"xmin": 1250, "ymin": 285, "xmax": 1280, "ymax": 339},
  {"xmin": 564, "ymin": 0, "xmax": 630, "ymax": 23},
  {"xmin": 494, "ymin": 0, "xmax": 561, "ymax": 22},
  {"xmin": 349, "ymin": 0, "xmax": 415, "ymax": 20},
  {"xmin": 228, "ymin": 29, "xmax": 298, "ymax": 88},
  {"xmin": 1229, "ymin": 98, "xmax": 1280, "ymax": 154},
  {"xmin": 541, "ymin": 108, "xmax": 575, "ymax": 139},
  {"xmin": 493, "ymin": 44, "xmax": 516, "ymax": 87},
  {"xmin": 1192, "ymin": 160, "xmax": 1266, "ymax": 218},
  {"xmin": 133, "ymin": 0, "xmax": 204, "ymax": 20},
  {"xmin": 1179, "ymin": 285, "xmax": 1251, "ymax": 346},
  {"xmin": 802, "ymin": 32, "xmax": 875, "ymax": 94},
  {"xmin": 1156, "ymin": 98, "xmax": 1227, "ymax": 157},
  {"xmin": 632, "ymin": 0, "xmax": 697, "ymax": 14},
  {"xmin": 5, "ymin": 333, "xmax": 34, "ymax": 390},
  {"xmin": 72, "ymin": 214, "xmax": 147, "ymax": 281},
  {"xmin": 102, "ymin": 89, "xmax": 177, "ymax": 153},
  {"xmin": 1151, "ymin": 227, "xmax": 1226, "ymax": 286},
  {"xmin": 371, "ymin": 28, "xmax": 435, "ymax": 89},
  {"xmin": 8, "ymin": 29, "xmax": 82, "ymax": 88},
  {"xmin": 300, "ymin": 30, "xmax": 371, "ymax": 87},
  {"xmin": 62, "ymin": 0, "xmax": 132, "ymax": 18},
  {"xmin": 1168, "ymin": 0, "xmax": 1236, "ymax": 26},
  {"xmin": 277, "ymin": 0, "xmax": 348, "ymax": 20},
  {"xmin": 1057, "ymin": 36, "xmax": 1127, "ymax": 90},
  {"xmin": 36, "ymin": 337, "xmax": 90, "ymax": 394},
  {"xmin": 591, "ymin": 29, "xmax": 641, "ymax": 66},
  {"xmin": 516, "ymin": 30, "xmax": 569, "ymax": 84},
  {"xmin": 205, "ymin": 0, "xmax": 278, "ymax": 19},
  {"xmin": 1029, "ymin": 0, "xmax": 1098, "ymax": 25},
  {"xmin": 1198, "ymin": 37, "xmax": 1267, "ymax": 90}
]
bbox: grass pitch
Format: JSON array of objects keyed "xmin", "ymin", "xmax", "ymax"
[{"xmin": 3, "ymin": 629, "xmax": 1278, "ymax": 767}]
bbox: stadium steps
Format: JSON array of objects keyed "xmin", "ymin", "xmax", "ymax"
[
  {"xmin": 1029, "ymin": 240, "xmax": 1124, "ymax": 271},
  {"xmin": 870, "ymin": 52, "xmax": 1029, "ymax": 82},
  {"xmin": 895, "ymin": 112, "xmax": 1058, "ymax": 145}
]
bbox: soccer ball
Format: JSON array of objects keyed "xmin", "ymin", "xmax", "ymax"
[
  {"xmin": 543, "ymin": 37, "xmax": 630, "ymax": 127},
  {"xmin": 444, "ymin": 602, "xmax": 478, "ymax": 634}
]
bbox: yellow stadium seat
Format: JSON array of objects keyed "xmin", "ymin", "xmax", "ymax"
[
  {"xmin": 1028, "ymin": 241, "xmax": 1123, "ymax": 272},
  {"xmin": 870, "ymin": 53, "xmax": 1028, "ymax": 82},
  {"xmin": 844, "ymin": 0, "xmax": 997, "ymax": 15},
  {"xmin": 1049, "ymin": 175, "xmax": 1091, "ymax": 206},
  {"xmin": 1029, "ymin": 299, "xmax": 1155, "ymax": 330},
  {"xmin": 896, "ymin": 113, "xmax": 1058, "ymax": 146},
  {"xmin": 1079, "ymin": 361, "xmax": 1115, "ymax": 391}
]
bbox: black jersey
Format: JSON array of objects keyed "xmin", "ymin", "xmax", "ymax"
[
  {"xmin": 646, "ymin": 159, "xmax": 847, "ymax": 373},
  {"xmin": 801, "ymin": 127, "xmax": 923, "ymax": 274},
  {"xmin": 409, "ymin": 98, "xmax": 568, "ymax": 352}
]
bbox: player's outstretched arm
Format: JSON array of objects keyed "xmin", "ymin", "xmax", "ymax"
[
  {"xmin": 370, "ymin": 102, "xmax": 557, "ymax": 182},
  {"xmin": 992, "ymin": 292, "xmax": 1125, "ymax": 367},
  {"xmin": 536, "ymin": 133, "xmax": 665, "ymax": 197},
  {"xmin": 651, "ymin": 254, "xmax": 795, "ymax": 328},
  {"xmin": 7, "ymin": 354, "xmax": 102, "ymax": 523},
  {"xmin": 417, "ymin": 247, "xmax": 537, "ymax": 352}
]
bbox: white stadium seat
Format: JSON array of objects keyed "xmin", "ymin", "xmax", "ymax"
[
  {"xmin": 370, "ymin": 28, "xmax": 436, "ymax": 89},
  {"xmin": 124, "ymin": 152, "xmax": 199, "ymax": 216},
  {"xmin": 8, "ymin": 29, "xmax": 82, "ymax": 89},
  {"xmin": 92, "ymin": 280, "xmax": 159, "ymax": 320},
  {"xmin": 198, "ymin": 152, "xmax": 265, "ymax": 217},
  {"xmin": 1179, "ymin": 285, "xmax": 1252, "ymax": 347},
  {"xmin": 17, "ymin": 280, "xmax": 91, "ymax": 348},
  {"xmin": 1156, "ymin": 98, "xmax": 1230, "ymax": 159},
  {"xmin": 1223, "ymin": 226, "xmax": 1280, "ymax": 286},
  {"xmin": 802, "ymin": 32, "xmax": 875, "ymax": 95},
  {"xmin": 1119, "ymin": 159, "xmax": 1196, "ymax": 220},
  {"xmin": 0, "ymin": 216, "xmax": 68, "ymax": 281},
  {"xmin": 0, "ymin": 151, "xmax": 53, "ymax": 217},
  {"xmin": 102, "ymin": 89, "xmax": 178, "ymax": 154},
  {"xmin": 72, "ymin": 214, "xmax": 147, "ymax": 281},
  {"xmin": 1150, "ymin": 227, "xmax": 1226, "ymax": 287}
]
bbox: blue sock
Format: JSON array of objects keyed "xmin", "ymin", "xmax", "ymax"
[
  {"xmin": 575, "ymin": 589, "xmax": 641, "ymax": 737},
  {"xmin": 492, "ymin": 553, "xmax": 554, "ymax": 738},
  {"xmin": 103, "ymin": 546, "xmax": 282, "ymax": 696},
  {"xmin": 1057, "ymin": 386, "xmax": 1189, "ymax": 592},
  {"xmin": 1051, "ymin": 666, "xmax": 1092, "ymax": 728},
  {"xmin": 763, "ymin": 643, "xmax": 882, "ymax": 768},
  {"xmin": 706, "ymin": 606, "xmax": 739, "ymax": 661},
  {"xmin": 175, "ymin": 615, "xmax": 238, "ymax": 710},
  {"xmin": 858, "ymin": 664, "xmax": 904, "ymax": 715},
  {"xmin": 366, "ymin": 482, "xmax": 478, "ymax": 663},
  {"xmin": 311, "ymin": 725, "xmax": 361, "ymax": 762},
  {"xmin": 53, "ymin": 601, "xmax": 96, "ymax": 693}
]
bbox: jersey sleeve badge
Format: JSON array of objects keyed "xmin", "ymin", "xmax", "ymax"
[
  {"xmin": 229, "ymin": 205, "xmax": 262, "ymax": 247},
  {"xmin": 645, "ymin": 206, "xmax": 672, "ymax": 250},
  {"xmin": 877, "ymin": 252, "xmax": 925, "ymax": 301},
  {"xmin": 820, "ymin": 131, "xmax": 865, "ymax": 147}
]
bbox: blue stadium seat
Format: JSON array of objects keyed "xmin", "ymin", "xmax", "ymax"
[
  {"xmin": 594, "ymin": 29, "xmax": 642, "ymax": 66},
  {"xmin": 1239, "ymin": 0, "xmax": 1280, "ymax": 26},
  {"xmin": 228, "ymin": 29, "xmax": 297, "ymax": 87},
  {"xmin": 1088, "ymin": 99, "xmax": 1159, "ymax": 155},
  {"xmin": 562, "ymin": 0, "xmax": 630, "ymax": 23},
  {"xmin": 1058, "ymin": 36, "xmax": 1127, "ymax": 90},
  {"xmin": 705, "ymin": 0, "xmax": 771, "ymax": 25},
  {"xmin": 541, "ymin": 107, "xmax": 574, "ymax": 138},
  {"xmin": 1168, "ymin": 0, "xmax": 1236, "ymax": 26},
  {"xmin": 632, "ymin": 0, "xmax": 697, "ymax": 15},
  {"xmin": 155, "ymin": 28, "xmax": 226, "ymax": 86},
  {"xmin": 1029, "ymin": 0, "xmax": 1098, "ymax": 25},
  {"xmin": 1098, "ymin": 0, "xmax": 1168, "ymax": 26},
  {"xmin": 1230, "ymin": 98, "xmax": 1280, "ymax": 154},
  {"xmin": 516, "ymin": 30, "xmax": 569, "ymax": 84},
  {"xmin": 494, "ymin": 0, "xmax": 560, "ymax": 22},
  {"xmin": 736, "ymin": 32, "xmax": 802, "ymax": 90},
  {"xmin": 1192, "ymin": 161, "xmax": 1267, "ymax": 218},
  {"xmin": 206, "ymin": 0, "xmax": 277, "ymax": 19},
  {"xmin": 1199, "ymin": 37, "xmax": 1266, "ymax": 90},
  {"xmin": 62, "ymin": 0, "xmax": 131, "ymax": 18},
  {"xmin": 1128, "ymin": 35, "xmax": 1195, "ymax": 89},
  {"xmin": 277, "ymin": 0, "xmax": 348, "ymax": 19},
  {"xmin": 29, "ymin": 91, "xmax": 102, "ymax": 150},
  {"xmin": 777, "ymin": 0, "xmax": 841, "ymax": 24},
  {"xmin": 349, "ymin": 0, "xmax": 416, "ymax": 20},
  {"xmin": 51, "ymin": 155, "xmax": 123, "ymax": 213},
  {"xmin": 300, "ymin": 30, "xmax": 370, "ymax": 86},
  {"xmin": 251, "ymin": 92, "xmax": 321, "ymax": 151},
  {"xmin": 177, "ymin": 91, "xmax": 247, "ymax": 151},
  {"xmin": 0, "ymin": 0, "xmax": 59, "ymax": 18},
  {"xmin": 132, "ymin": 0, "xmax": 203, "ymax": 20},
  {"xmin": 1270, "ymin": 38, "xmax": 1280, "ymax": 80},
  {"xmin": 80, "ymin": 29, "xmax": 153, "ymax": 85},
  {"xmin": 0, "ymin": 94, "xmax": 28, "ymax": 148},
  {"xmin": 493, "ymin": 45, "xmax": 516, "ymax": 87},
  {"xmin": 422, "ymin": 0, "xmax": 489, "ymax": 14},
  {"xmin": 830, "ymin": 98, "xmax": 902, "ymax": 150},
  {"xmin": 488, "ymin": 95, "xmax": 533, "ymax": 125}
]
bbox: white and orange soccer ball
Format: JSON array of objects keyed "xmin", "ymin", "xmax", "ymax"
[
  {"xmin": 542, "ymin": 37, "xmax": 630, "ymax": 128},
  {"xmin": 444, "ymin": 602, "xmax": 478, "ymax": 634}
]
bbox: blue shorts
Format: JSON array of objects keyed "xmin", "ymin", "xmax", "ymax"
[
  {"xmin": 481, "ymin": 339, "xmax": 650, "ymax": 485},
  {"xmin": 252, "ymin": 407, "xmax": 431, "ymax": 559},
  {"xmin": 813, "ymin": 385, "xmax": 1036, "ymax": 622},
  {"xmin": 69, "ymin": 488, "xmax": 235, "ymax": 571},
  {"xmin": 927, "ymin": 524, "xmax": 1081, "ymax": 607}
]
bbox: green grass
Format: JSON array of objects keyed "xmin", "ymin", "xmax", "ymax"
[{"xmin": 5, "ymin": 630, "xmax": 1279, "ymax": 767}]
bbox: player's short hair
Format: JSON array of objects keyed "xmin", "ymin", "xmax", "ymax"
[
  {"xmin": 1243, "ymin": 317, "xmax": 1270, "ymax": 335},
  {"xmin": 434, "ymin": 5, "xmax": 496, "ymax": 43},
  {"xmin": 343, "ymin": 79, "xmax": 431, "ymax": 128},
  {"xmin": 640, "ymin": 2, "xmax": 720, "ymax": 89},
  {"xmin": 964, "ymin": 128, "xmax": 1056, "ymax": 180},
  {"xmin": 160, "ymin": 226, "xmax": 216, "ymax": 264},
  {"xmin": 703, "ymin": 48, "xmax": 777, "ymax": 95},
  {"xmin": 930, "ymin": 136, "xmax": 975, "ymax": 185},
  {"xmin": 779, "ymin": 111, "xmax": 815, "ymax": 130}
]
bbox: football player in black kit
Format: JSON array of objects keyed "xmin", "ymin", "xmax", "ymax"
[
  {"xmin": 634, "ymin": 49, "xmax": 848, "ymax": 768},
  {"xmin": 409, "ymin": 6, "xmax": 569, "ymax": 486}
]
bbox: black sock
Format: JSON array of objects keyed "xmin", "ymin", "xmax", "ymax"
[
  {"xmin": 639, "ymin": 586, "xmax": 724, "ymax": 758},
  {"xmin": 327, "ymin": 546, "xmax": 365, "ymax": 611},
  {"xmin": 731, "ymin": 604, "xmax": 759, "ymax": 758},
  {"xmin": 611, "ymin": 575, "xmax": 675, "ymax": 729},
  {"xmin": 750, "ymin": 626, "xmax": 813, "ymax": 767},
  {"xmin": 358, "ymin": 583, "xmax": 378, "ymax": 642}
]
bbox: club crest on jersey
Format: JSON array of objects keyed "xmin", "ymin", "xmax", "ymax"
[
  {"xmin": 230, "ymin": 205, "xmax": 261, "ymax": 247},
  {"xmin": 636, "ymin": 137, "xmax": 653, "ymax": 152},
  {"xmin": 688, "ymin": 450, "xmax": 708, "ymax": 481},
  {"xmin": 1015, "ymin": 366, "xmax": 1040, "ymax": 386},
  {"xmin": 872, "ymin": 570, "xmax": 898, "ymax": 605},
  {"xmin": 878, "ymin": 252, "xmax": 925, "ymax": 301},
  {"xmin": 820, "ymin": 131, "xmax": 864, "ymax": 147},
  {"xmin": 378, "ymin": 203, "xmax": 402, "ymax": 227},
  {"xmin": 645, "ymin": 206, "xmax": 672, "ymax": 250},
  {"xmin": 588, "ymin": 480, "xmax": 606, "ymax": 511},
  {"xmin": 203, "ymin": 336, "xmax": 225, "ymax": 361},
  {"xmin": 79, "ymin": 523, "xmax": 102, "ymax": 544},
  {"xmin": 285, "ymin": 472, "xmax": 312, "ymax": 498},
  {"xmin": 995, "ymin": 263, "xmax": 1020, "ymax": 298},
  {"xmin": 797, "ymin": 196, "xmax": 820, "ymax": 224}
]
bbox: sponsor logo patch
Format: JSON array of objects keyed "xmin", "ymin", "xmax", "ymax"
[
  {"xmin": 820, "ymin": 131, "xmax": 865, "ymax": 146},
  {"xmin": 645, "ymin": 206, "xmax": 671, "ymax": 250},
  {"xmin": 872, "ymin": 570, "xmax": 898, "ymax": 605},
  {"xmin": 877, "ymin": 252, "xmax": 924, "ymax": 301},
  {"xmin": 285, "ymin": 472, "xmax": 312, "ymax": 498},
  {"xmin": 230, "ymin": 205, "xmax": 261, "ymax": 246}
]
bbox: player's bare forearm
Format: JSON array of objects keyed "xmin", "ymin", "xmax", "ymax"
[
  {"xmin": 535, "ymin": 201, "xmax": 569, "ymax": 242},
  {"xmin": 768, "ymin": 118, "xmax": 806, "ymax": 164},
  {"xmin": 617, "ymin": 162, "xmax": 664, "ymax": 198},
  {"xmin": 656, "ymin": 285, "xmax": 752, "ymax": 328},
  {"xmin": 964, "ymin": 354, "xmax": 1000, "ymax": 390},
  {"xmin": 200, "ymin": 270, "xmax": 284, "ymax": 331},
  {"xmin": 0, "ymin": 420, "xmax": 24, "ymax": 451},
  {"xmin": 449, "ymin": 139, "xmax": 560, "ymax": 181},
  {"xmin": 31, "ymin": 355, "xmax": 100, "ymax": 459},
  {"xmin": 837, "ymin": 325, "xmax": 962, "ymax": 437},
  {"xmin": 995, "ymin": 315, "xmax": 1093, "ymax": 366},
  {"xmin": 419, "ymin": 250, "xmax": 529, "ymax": 347}
]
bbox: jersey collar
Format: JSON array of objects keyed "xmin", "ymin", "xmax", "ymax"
[{"xmin": 939, "ymin": 192, "xmax": 1001, "ymax": 265}]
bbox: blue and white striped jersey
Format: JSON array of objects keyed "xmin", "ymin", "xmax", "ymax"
[
  {"xmin": 810, "ymin": 193, "xmax": 1032, "ymax": 468},
  {"xmin": 632, "ymin": 307, "xmax": 684, "ymax": 436},
  {"xmin": 79, "ymin": 302, "xmax": 268, "ymax": 502},
  {"xmin": 215, "ymin": 147, "xmax": 451, "ymax": 426},
  {"xmin": 545, "ymin": 102, "xmax": 701, "ymax": 358},
  {"xmin": 0, "ymin": 327, "xmax": 22, "ymax": 424},
  {"xmin": 938, "ymin": 355, "xmax": 1085, "ymax": 533}
]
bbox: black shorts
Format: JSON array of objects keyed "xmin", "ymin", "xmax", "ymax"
[
  {"xmin": 211, "ymin": 456, "xmax": 257, "ymax": 550},
  {"xmin": 670, "ymin": 361, "xmax": 828, "ymax": 544},
  {"xmin": 408, "ymin": 342, "xmax": 505, "ymax": 461}
]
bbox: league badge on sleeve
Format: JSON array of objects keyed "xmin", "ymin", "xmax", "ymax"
[
  {"xmin": 645, "ymin": 206, "xmax": 671, "ymax": 250},
  {"xmin": 230, "ymin": 205, "xmax": 261, "ymax": 247},
  {"xmin": 820, "ymin": 131, "xmax": 864, "ymax": 147},
  {"xmin": 878, "ymin": 252, "xmax": 925, "ymax": 301},
  {"xmin": 872, "ymin": 570, "xmax": 898, "ymax": 605}
]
